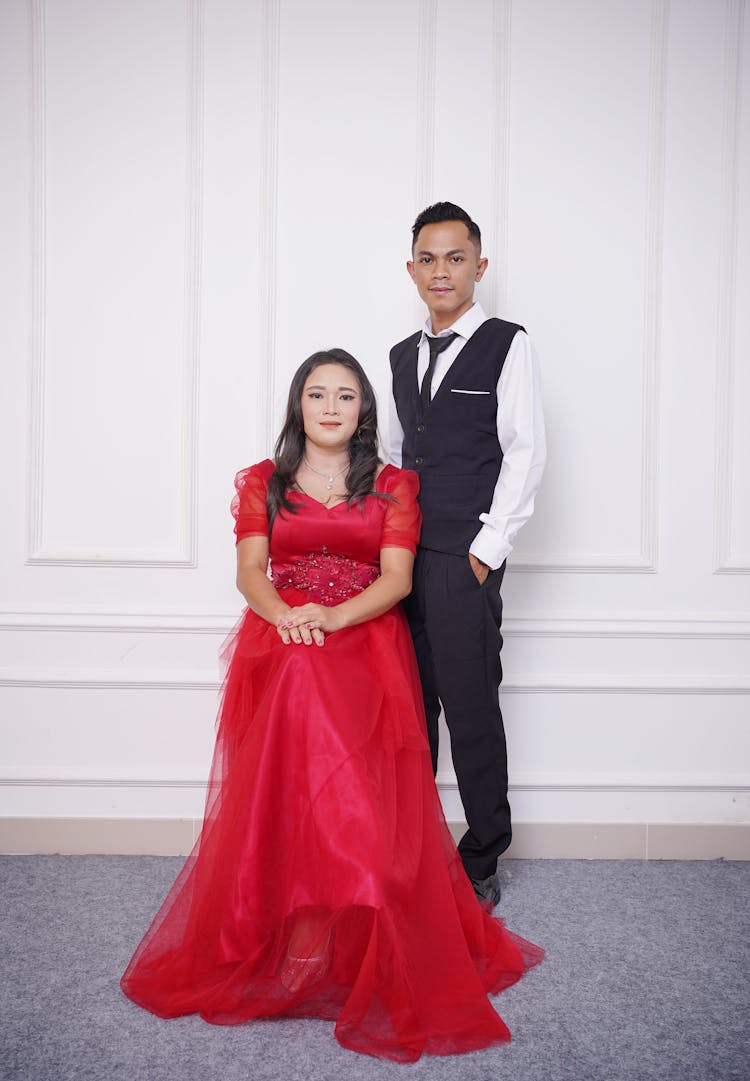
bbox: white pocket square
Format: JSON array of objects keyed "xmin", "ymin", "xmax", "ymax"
[{"xmin": 450, "ymin": 388, "xmax": 491, "ymax": 395}]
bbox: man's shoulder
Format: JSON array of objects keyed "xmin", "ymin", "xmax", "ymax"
[
  {"xmin": 471, "ymin": 319, "xmax": 528, "ymax": 365},
  {"xmin": 478, "ymin": 316, "xmax": 526, "ymax": 338},
  {"xmin": 389, "ymin": 330, "xmax": 422, "ymax": 367}
]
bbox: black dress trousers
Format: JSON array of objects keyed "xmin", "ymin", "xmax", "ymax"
[{"xmin": 402, "ymin": 549, "xmax": 511, "ymax": 881}]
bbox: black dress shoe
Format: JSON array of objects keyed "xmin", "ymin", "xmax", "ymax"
[{"xmin": 470, "ymin": 872, "xmax": 502, "ymax": 906}]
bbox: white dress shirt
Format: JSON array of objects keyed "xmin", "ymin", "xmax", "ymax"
[{"xmin": 386, "ymin": 303, "xmax": 546, "ymax": 569}]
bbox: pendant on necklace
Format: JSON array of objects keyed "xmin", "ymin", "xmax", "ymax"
[{"xmin": 326, "ymin": 476, "xmax": 334, "ymax": 490}]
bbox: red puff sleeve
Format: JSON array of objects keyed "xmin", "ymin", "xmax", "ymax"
[
  {"xmin": 231, "ymin": 459, "xmax": 275, "ymax": 544},
  {"xmin": 379, "ymin": 467, "xmax": 421, "ymax": 554}
]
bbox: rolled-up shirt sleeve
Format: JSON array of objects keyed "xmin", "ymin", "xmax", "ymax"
[{"xmin": 469, "ymin": 331, "xmax": 547, "ymax": 569}]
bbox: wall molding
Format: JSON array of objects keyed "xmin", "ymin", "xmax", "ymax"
[
  {"xmin": 442, "ymin": 770, "xmax": 750, "ymax": 794},
  {"xmin": 511, "ymin": 0, "xmax": 668, "ymax": 575},
  {"xmin": 1, "ymin": 667, "xmax": 748, "ymax": 694},
  {"xmin": 714, "ymin": 0, "xmax": 749, "ymax": 574},
  {"xmin": 0, "ymin": 668, "xmax": 220, "ymax": 690},
  {"xmin": 489, "ymin": 0, "xmax": 512, "ymax": 318},
  {"xmin": 181, "ymin": 0, "xmax": 204, "ymax": 567},
  {"xmin": 508, "ymin": 553, "xmax": 657, "ymax": 574},
  {"xmin": 503, "ymin": 613, "xmax": 750, "ymax": 639},
  {"xmin": 25, "ymin": 0, "xmax": 204, "ymax": 568},
  {"xmin": 0, "ymin": 775, "xmax": 208, "ymax": 789},
  {"xmin": 256, "ymin": 0, "xmax": 280, "ymax": 459},
  {"xmin": 0, "ymin": 610, "xmax": 236, "ymax": 634},
  {"xmin": 638, "ymin": 0, "xmax": 668, "ymax": 574},
  {"xmin": 1, "ymin": 609, "xmax": 749, "ymax": 638},
  {"xmin": 3, "ymin": 769, "xmax": 748, "ymax": 794},
  {"xmin": 27, "ymin": 0, "xmax": 46, "ymax": 568},
  {"xmin": 414, "ymin": 0, "xmax": 437, "ymax": 208}
]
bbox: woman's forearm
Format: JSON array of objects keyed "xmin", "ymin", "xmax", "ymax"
[
  {"xmin": 329, "ymin": 567, "xmax": 411, "ymax": 630},
  {"xmin": 237, "ymin": 565, "xmax": 291, "ymax": 626}
]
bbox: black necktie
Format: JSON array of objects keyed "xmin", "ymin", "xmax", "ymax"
[{"xmin": 420, "ymin": 332, "xmax": 458, "ymax": 412}]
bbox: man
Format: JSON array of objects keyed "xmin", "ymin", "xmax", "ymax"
[{"xmin": 387, "ymin": 202, "xmax": 546, "ymax": 905}]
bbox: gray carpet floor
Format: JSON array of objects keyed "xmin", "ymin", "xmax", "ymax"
[{"xmin": 1, "ymin": 857, "xmax": 748, "ymax": 1081}]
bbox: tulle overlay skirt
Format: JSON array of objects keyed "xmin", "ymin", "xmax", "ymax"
[{"xmin": 120, "ymin": 594, "xmax": 543, "ymax": 1061}]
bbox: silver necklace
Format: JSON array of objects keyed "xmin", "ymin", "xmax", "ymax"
[{"xmin": 302, "ymin": 455, "xmax": 348, "ymax": 492}]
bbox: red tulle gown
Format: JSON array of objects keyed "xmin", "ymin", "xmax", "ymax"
[{"xmin": 120, "ymin": 460, "xmax": 543, "ymax": 1061}]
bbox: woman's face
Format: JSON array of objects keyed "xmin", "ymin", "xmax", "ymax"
[{"xmin": 300, "ymin": 363, "xmax": 362, "ymax": 453}]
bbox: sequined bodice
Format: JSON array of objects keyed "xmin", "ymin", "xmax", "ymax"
[
  {"xmin": 269, "ymin": 492, "xmax": 387, "ymax": 604},
  {"xmin": 272, "ymin": 547, "xmax": 380, "ymax": 604}
]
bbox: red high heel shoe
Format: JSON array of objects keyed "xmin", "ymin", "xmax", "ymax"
[{"xmin": 280, "ymin": 913, "xmax": 332, "ymax": 995}]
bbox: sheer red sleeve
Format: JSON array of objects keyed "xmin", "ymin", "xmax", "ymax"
[
  {"xmin": 231, "ymin": 460, "xmax": 275, "ymax": 544},
  {"xmin": 380, "ymin": 467, "xmax": 421, "ymax": 554}
]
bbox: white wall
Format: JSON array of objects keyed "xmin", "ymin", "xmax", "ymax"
[{"xmin": 1, "ymin": 0, "xmax": 748, "ymax": 856}]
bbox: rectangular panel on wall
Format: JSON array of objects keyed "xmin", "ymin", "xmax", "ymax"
[
  {"xmin": 28, "ymin": 0, "xmax": 202, "ymax": 566},
  {"xmin": 424, "ymin": 0, "xmax": 497, "ymax": 208},
  {"xmin": 273, "ymin": 0, "xmax": 422, "ymax": 418},
  {"xmin": 431, "ymin": 0, "xmax": 509, "ymax": 313},
  {"xmin": 0, "ymin": 681, "xmax": 217, "ymax": 795},
  {"xmin": 504, "ymin": 0, "xmax": 664, "ymax": 572}
]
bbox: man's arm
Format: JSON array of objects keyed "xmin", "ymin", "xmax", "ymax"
[
  {"xmin": 385, "ymin": 376, "xmax": 405, "ymax": 468},
  {"xmin": 469, "ymin": 330, "xmax": 547, "ymax": 570}
]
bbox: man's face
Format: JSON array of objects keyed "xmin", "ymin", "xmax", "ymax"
[{"xmin": 407, "ymin": 220, "xmax": 488, "ymax": 329}]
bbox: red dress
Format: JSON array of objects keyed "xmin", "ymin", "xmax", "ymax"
[{"xmin": 120, "ymin": 461, "xmax": 543, "ymax": 1062}]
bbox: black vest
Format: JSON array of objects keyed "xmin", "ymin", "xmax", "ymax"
[{"xmin": 390, "ymin": 318, "xmax": 523, "ymax": 555}]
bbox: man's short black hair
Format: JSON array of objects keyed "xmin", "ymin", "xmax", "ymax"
[{"xmin": 411, "ymin": 201, "xmax": 482, "ymax": 251}]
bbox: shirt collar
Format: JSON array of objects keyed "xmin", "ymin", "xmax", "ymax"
[{"xmin": 420, "ymin": 302, "xmax": 487, "ymax": 344}]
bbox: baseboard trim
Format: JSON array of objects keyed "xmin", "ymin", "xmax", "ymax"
[
  {"xmin": 1, "ymin": 817, "xmax": 748, "ymax": 859},
  {"xmin": 0, "ymin": 817, "xmax": 199, "ymax": 856},
  {"xmin": 506, "ymin": 822, "xmax": 750, "ymax": 860}
]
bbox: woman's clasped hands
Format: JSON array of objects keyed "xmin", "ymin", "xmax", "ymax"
[{"xmin": 276, "ymin": 603, "xmax": 345, "ymax": 647}]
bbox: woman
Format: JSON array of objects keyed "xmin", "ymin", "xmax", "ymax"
[{"xmin": 121, "ymin": 348, "xmax": 542, "ymax": 1062}]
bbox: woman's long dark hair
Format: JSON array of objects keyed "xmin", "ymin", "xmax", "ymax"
[{"xmin": 267, "ymin": 348, "xmax": 384, "ymax": 523}]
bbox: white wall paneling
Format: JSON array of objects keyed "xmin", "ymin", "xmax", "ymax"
[
  {"xmin": 714, "ymin": 0, "xmax": 750, "ymax": 573},
  {"xmin": 1, "ymin": 0, "xmax": 748, "ymax": 856},
  {"xmin": 271, "ymin": 0, "xmax": 423, "ymax": 419},
  {"xmin": 504, "ymin": 0, "xmax": 668, "ymax": 573},
  {"xmin": 255, "ymin": 0, "xmax": 280, "ymax": 461},
  {"xmin": 415, "ymin": 0, "xmax": 437, "ymax": 208},
  {"xmin": 26, "ymin": 0, "xmax": 204, "ymax": 567},
  {"xmin": 488, "ymin": 0, "xmax": 513, "ymax": 317}
]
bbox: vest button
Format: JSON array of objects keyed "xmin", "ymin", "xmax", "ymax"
[
  {"xmin": 416, "ymin": 423, "xmax": 425, "ymax": 433},
  {"xmin": 415, "ymin": 456, "xmax": 423, "ymax": 466}
]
